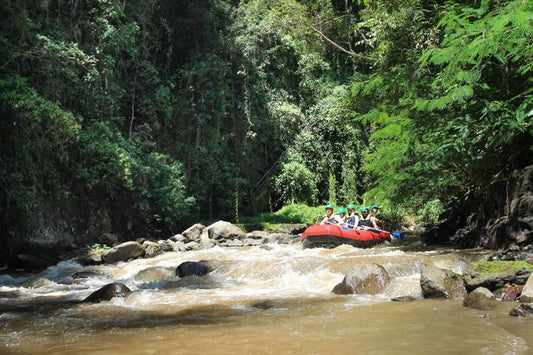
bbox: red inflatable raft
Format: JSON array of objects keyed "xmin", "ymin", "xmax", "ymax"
[{"xmin": 300, "ymin": 224, "xmax": 391, "ymax": 248}]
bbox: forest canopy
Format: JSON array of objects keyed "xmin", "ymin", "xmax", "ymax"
[{"xmin": 0, "ymin": 0, "xmax": 531, "ymax": 241}]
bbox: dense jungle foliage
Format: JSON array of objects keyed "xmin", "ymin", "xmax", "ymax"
[{"xmin": 0, "ymin": 0, "xmax": 531, "ymax": 243}]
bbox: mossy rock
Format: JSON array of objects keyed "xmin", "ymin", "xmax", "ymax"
[{"xmin": 472, "ymin": 261, "xmax": 533, "ymax": 275}]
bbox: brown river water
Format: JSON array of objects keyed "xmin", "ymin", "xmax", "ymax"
[{"xmin": 1, "ymin": 239, "xmax": 532, "ymax": 354}]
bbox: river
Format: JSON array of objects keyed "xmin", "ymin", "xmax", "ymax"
[{"xmin": 0, "ymin": 239, "xmax": 531, "ymax": 354}]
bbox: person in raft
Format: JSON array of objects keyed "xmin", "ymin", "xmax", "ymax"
[
  {"xmin": 370, "ymin": 205, "xmax": 385, "ymax": 229},
  {"xmin": 336, "ymin": 208, "xmax": 347, "ymax": 226},
  {"xmin": 358, "ymin": 207, "xmax": 379, "ymax": 229},
  {"xmin": 345, "ymin": 204, "xmax": 360, "ymax": 228},
  {"xmin": 320, "ymin": 204, "xmax": 344, "ymax": 225}
]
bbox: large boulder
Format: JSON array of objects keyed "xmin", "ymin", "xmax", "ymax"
[
  {"xmin": 463, "ymin": 287, "xmax": 498, "ymax": 310},
  {"xmin": 464, "ymin": 269, "xmax": 531, "ymax": 292},
  {"xmin": 176, "ymin": 261, "xmax": 208, "ymax": 278},
  {"xmin": 182, "ymin": 223, "xmax": 206, "ymax": 243},
  {"xmin": 103, "ymin": 241, "xmax": 145, "ymax": 263},
  {"xmin": 521, "ymin": 273, "xmax": 533, "ymax": 302},
  {"xmin": 332, "ymin": 263, "xmax": 390, "ymax": 295},
  {"xmin": 205, "ymin": 221, "xmax": 245, "ymax": 241},
  {"xmin": 420, "ymin": 265, "xmax": 466, "ymax": 299},
  {"xmin": 83, "ymin": 282, "xmax": 132, "ymax": 303}
]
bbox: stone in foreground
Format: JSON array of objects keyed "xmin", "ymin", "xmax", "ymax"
[
  {"xmin": 333, "ymin": 263, "xmax": 390, "ymax": 295},
  {"xmin": 83, "ymin": 282, "xmax": 132, "ymax": 303},
  {"xmin": 463, "ymin": 287, "xmax": 498, "ymax": 310},
  {"xmin": 420, "ymin": 264, "xmax": 466, "ymax": 299}
]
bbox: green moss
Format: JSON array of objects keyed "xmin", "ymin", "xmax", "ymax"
[
  {"xmin": 472, "ymin": 261, "xmax": 533, "ymax": 275},
  {"xmin": 90, "ymin": 243, "xmax": 111, "ymax": 253}
]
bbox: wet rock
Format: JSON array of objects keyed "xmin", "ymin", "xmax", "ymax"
[
  {"xmin": 136, "ymin": 237, "xmax": 148, "ymax": 245},
  {"xmin": 224, "ymin": 239, "xmax": 244, "ymax": 247},
  {"xmin": 521, "ymin": 273, "xmax": 533, "ymax": 302},
  {"xmin": 158, "ymin": 240, "xmax": 173, "ymax": 252},
  {"xmin": 97, "ymin": 233, "xmax": 119, "ymax": 247},
  {"xmin": 72, "ymin": 270, "xmax": 110, "ymax": 279},
  {"xmin": 20, "ymin": 276, "xmax": 57, "ymax": 289},
  {"xmin": 463, "ymin": 287, "xmax": 498, "ymax": 310},
  {"xmin": 171, "ymin": 241, "xmax": 186, "ymax": 251},
  {"xmin": 206, "ymin": 221, "xmax": 245, "ymax": 241},
  {"xmin": 243, "ymin": 238, "xmax": 263, "ymax": 246},
  {"xmin": 199, "ymin": 240, "xmax": 216, "ymax": 250},
  {"xmin": 263, "ymin": 233, "xmax": 296, "ymax": 244},
  {"xmin": 182, "ymin": 223, "xmax": 206, "ymax": 243},
  {"xmin": 332, "ymin": 263, "xmax": 390, "ymax": 295},
  {"xmin": 103, "ymin": 241, "xmax": 145, "ymax": 264},
  {"xmin": 391, "ymin": 296, "xmax": 417, "ymax": 302},
  {"xmin": 502, "ymin": 284, "xmax": 522, "ymax": 301},
  {"xmin": 420, "ymin": 265, "xmax": 466, "ymax": 299},
  {"xmin": 509, "ymin": 303, "xmax": 533, "ymax": 317},
  {"xmin": 246, "ymin": 231, "xmax": 269, "ymax": 239},
  {"xmin": 83, "ymin": 282, "xmax": 132, "ymax": 303},
  {"xmin": 176, "ymin": 261, "xmax": 208, "ymax": 278},
  {"xmin": 143, "ymin": 241, "xmax": 163, "ymax": 258},
  {"xmin": 464, "ymin": 269, "xmax": 532, "ymax": 292},
  {"xmin": 183, "ymin": 241, "xmax": 200, "ymax": 251},
  {"xmin": 74, "ymin": 249, "xmax": 100, "ymax": 265},
  {"xmin": 169, "ymin": 234, "xmax": 186, "ymax": 243},
  {"xmin": 135, "ymin": 266, "xmax": 174, "ymax": 282}
]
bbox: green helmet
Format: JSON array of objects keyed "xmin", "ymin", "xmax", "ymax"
[
  {"xmin": 370, "ymin": 205, "xmax": 380, "ymax": 210},
  {"xmin": 337, "ymin": 208, "xmax": 346, "ymax": 214},
  {"xmin": 325, "ymin": 203, "xmax": 334, "ymax": 210},
  {"xmin": 347, "ymin": 204, "xmax": 356, "ymax": 210},
  {"xmin": 360, "ymin": 207, "xmax": 369, "ymax": 213}
]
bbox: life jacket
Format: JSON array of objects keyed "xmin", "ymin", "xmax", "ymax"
[
  {"xmin": 359, "ymin": 213, "xmax": 372, "ymax": 227},
  {"xmin": 324, "ymin": 215, "xmax": 337, "ymax": 224},
  {"xmin": 345, "ymin": 213, "xmax": 360, "ymax": 226}
]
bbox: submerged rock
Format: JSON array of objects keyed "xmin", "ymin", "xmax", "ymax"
[
  {"xmin": 83, "ymin": 282, "xmax": 132, "ymax": 303},
  {"xmin": 332, "ymin": 263, "xmax": 390, "ymax": 295},
  {"xmin": 509, "ymin": 303, "xmax": 533, "ymax": 317},
  {"xmin": 103, "ymin": 241, "xmax": 145, "ymax": 263},
  {"xmin": 420, "ymin": 265, "xmax": 466, "ymax": 299},
  {"xmin": 134, "ymin": 266, "xmax": 174, "ymax": 282},
  {"xmin": 72, "ymin": 270, "xmax": 110, "ymax": 279},
  {"xmin": 391, "ymin": 296, "xmax": 417, "ymax": 302},
  {"xmin": 463, "ymin": 287, "xmax": 498, "ymax": 310},
  {"xmin": 176, "ymin": 261, "xmax": 208, "ymax": 278}
]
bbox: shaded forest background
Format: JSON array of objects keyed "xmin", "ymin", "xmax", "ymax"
[{"xmin": 0, "ymin": 0, "xmax": 531, "ymax": 258}]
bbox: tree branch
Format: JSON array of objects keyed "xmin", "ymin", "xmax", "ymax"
[{"xmin": 308, "ymin": 24, "xmax": 375, "ymax": 62}]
